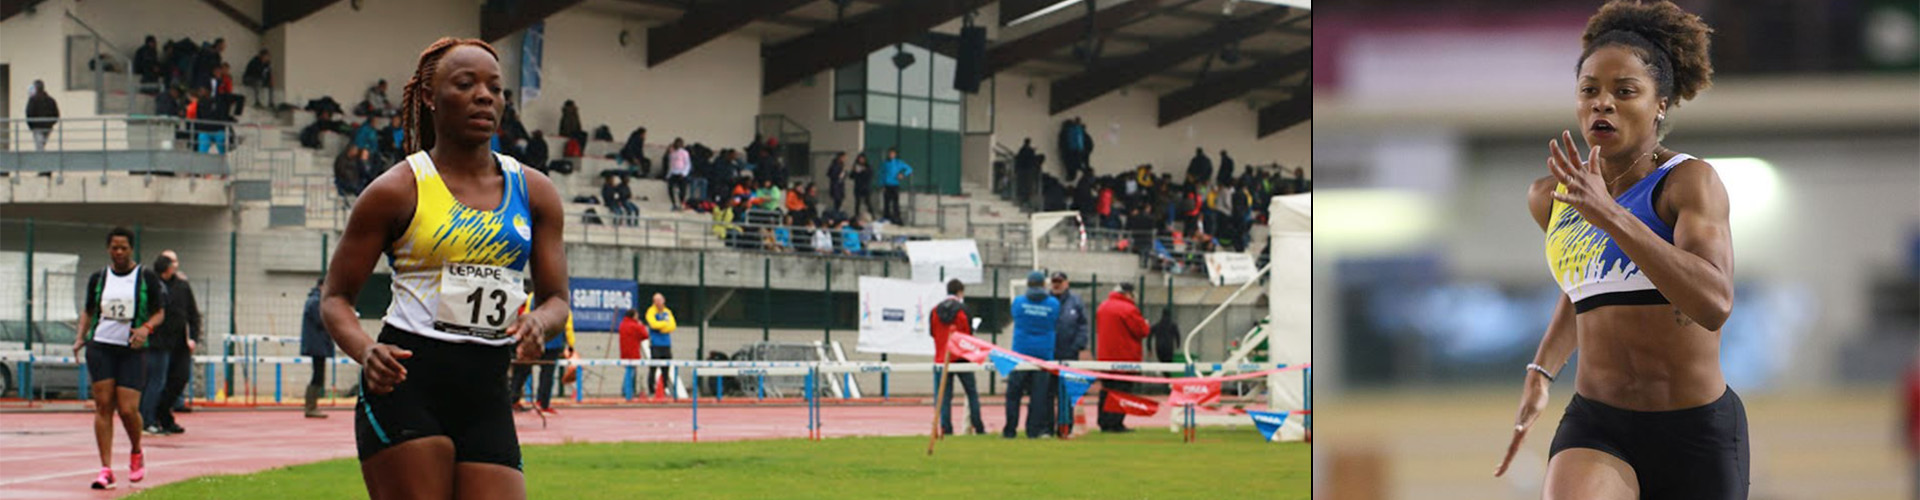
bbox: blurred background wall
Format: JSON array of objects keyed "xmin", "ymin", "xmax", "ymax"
[{"xmin": 1307, "ymin": 1, "xmax": 1919, "ymax": 499}]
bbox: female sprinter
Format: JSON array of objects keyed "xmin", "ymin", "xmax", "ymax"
[
  {"xmin": 73, "ymin": 227, "xmax": 167, "ymax": 489},
  {"xmin": 320, "ymin": 38, "xmax": 569, "ymax": 500},
  {"xmin": 1493, "ymin": 1, "xmax": 1746, "ymax": 499}
]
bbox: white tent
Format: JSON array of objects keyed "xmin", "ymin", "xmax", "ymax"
[{"xmin": 1268, "ymin": 194, "xmax": 1311, "ymax": 440}]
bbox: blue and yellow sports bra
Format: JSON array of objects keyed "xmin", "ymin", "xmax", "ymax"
[
  {"xmin": 385, "ymin": 151, "xmax": 534, "ymax": 345},
  {"xmin": 1546, "ymin": 153, "xmax": 1692, "ymax": 313}
]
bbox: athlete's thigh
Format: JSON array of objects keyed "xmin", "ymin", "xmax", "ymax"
[
  {"xmin": 360, "ymin": 436, "xmax": 456, "ymax": 500},
  {"xmin": 90, "ymin": 380, "xmax": 117, "ymax": 410},
  {"xmin": 1545, "ymin": 448, "xmax": 1638, "ymax": 500},
  {"xmin": 113, "ymin": 387, "xmax": 141, "ymax": 412},
  {"xmin": 453, "ymin": 462, "xmax": 525, "ymax": 500}
]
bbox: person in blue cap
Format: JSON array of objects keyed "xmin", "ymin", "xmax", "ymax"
[{"xmin": 1005, "ymin": 270, "xmax": 1060, "ymax": 439}]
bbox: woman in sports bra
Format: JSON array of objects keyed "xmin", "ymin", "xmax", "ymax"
[
  {"xmin": 1494, "ymin": 2, "xmax": 1747, "ymax": 499},
  {"xmin": 320, "ymin": 38, "xmax": 568, "ymax": 500}
]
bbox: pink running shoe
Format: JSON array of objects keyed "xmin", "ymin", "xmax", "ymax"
[
  {"xmin": 129, "ymin": 452, "xmax": 145, "ymax": 483},
  {"xmin": 90, "ymin": 467, "xmax": 114, "ymax": 489}
]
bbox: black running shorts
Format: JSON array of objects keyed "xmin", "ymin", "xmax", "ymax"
[
  {"xmin": 84, "ymin": 342, "xmax": 145, "ymax": 389},
  {"xmin": 355, "ymin": 325, "xmax": 521, "ymax": 470},
  {"xmin": 1549, "ymin": 387, "xmax": 1750, "ymax": 499}
]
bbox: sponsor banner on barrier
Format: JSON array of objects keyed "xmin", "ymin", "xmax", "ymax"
[
  {"xmin": 856, "ymin": 277, "xmax": 946, "ymax": 355},
  {"xmin": 947, "ymin": 334, "xmax": 991, "ymax": 363},
  {"xmin": 1248, "ymin": 410, "xmax": 1290, "ymax": 442},
  {"xmin": 569, "ymin": 278, "xmax": 639, "ymax": 332},
  {"xmin": 1205, "ymin": 251, "xmax": 1260, "ymax": 286},
  {"xmin": 1168, "ymin": 380, "xmax": 1222, "ymax": 406},
  {"xmin": 989, "ymin": 350, "xmax": 1021, "ymax": 378},
  {"xmin": 1102, "ymin": 390, "xmax": 1160, "ymax": 416},
  {"xmin": 1060, "ymin": 371, "xmax": 1095, "ymax": 407}
]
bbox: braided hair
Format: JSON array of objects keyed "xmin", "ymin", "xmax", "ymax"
[
  {"xmin": 399, "ymin": 37, "xmax": 500, "ymax": 153},
  {"xmin": 1578, "ymin": 0, "xmax": 1715, "ymax": 110}
]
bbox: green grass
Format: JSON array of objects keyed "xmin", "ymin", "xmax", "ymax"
[{"xmin": 132, "ymin": 428, "xmax": 1306, "ymax": 499}]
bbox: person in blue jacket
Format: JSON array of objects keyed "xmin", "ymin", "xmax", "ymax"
[
  {"xmin": 1044, "ymin": 271, "xmax": 1090, "ymax": 436},
  {"xmin": 878, "ymin": 148, "xmax": 913, "ymax": 224},
  {"xmin": 1005, "ymin": 271, "xmax": 1060, "ymax": 439}
]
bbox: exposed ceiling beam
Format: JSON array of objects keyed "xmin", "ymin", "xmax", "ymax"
[
  {"xmin": 1159, "ymin": 8, "xmax": 1310, "ymax": 36},
  {"xmin": 1048, "ymin": 5, "xmax": 1292, "ymax": 114},
  {"xmin": 984, "ymin": 0, "xmax": 1162, "ymax": 77},
  {"xmin": 761, "ymin": 0, "xmax": 994, "ymax": 95},
  {"xmin": 197, "ymin": 0, "xmax": 263, "ymax": 33},
  {"xmin": 1257, "ymin": 83, "xmax": 1310, "ymax": 138},
  {"xmin": 1158, "ymin": 47, "xmax": 1307, "ymax": 125},
  {"xmin": 647, "ymin": 0, "xmax": 813, "ymax": 66},
  {"xmin": 482, "ymin": 0, "xmax": 588, "ymax": 41},
  {"xmin": 999, "ymin": 0, "xmax": 1064, "ymax": 26},
  {"xmin": 263, "ymin": 0, "xmax": 344, "ymax": 30}
]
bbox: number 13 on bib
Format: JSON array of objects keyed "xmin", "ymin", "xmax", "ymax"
[{"xmin": 434, "ymin": 263, "xmax": 528, "ymax": 340}]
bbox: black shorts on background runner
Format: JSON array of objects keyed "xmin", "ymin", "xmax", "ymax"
[
  {"xmin": 355, "ymin": 325, "xmax": 521, "ymax": 469},
  {"xmin": 1549, "ymin": 387, "xmax": 1750, "ymax": 499},
  {"xmin": 85, "ymin": 342, "xmax": 146, "ymax": 389}
]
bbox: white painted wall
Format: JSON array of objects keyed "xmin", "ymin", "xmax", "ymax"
[
  {"xmin": 2, "ymin": 0, "xmax": 98, "ymax": 121},
  {"xmin": 986, "ymin": 72, "xmax": 1310, "ymax": 184},
  {"xmin": 493, "ymin": 9, "xmax": 762, "ymax": 156},
  {"xmin": 279, "ymin": 0, "xmax": 477, "ymax": 116},
  {"xmin": 761, "ymin": 68, "xmax": 863, "ymax": 182},
  {"xmin": 70, "ymin": 0, "xmax": 264, "ymax": 82}
]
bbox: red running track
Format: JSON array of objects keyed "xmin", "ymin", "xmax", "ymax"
[{"xmin": 0, "ymin": 400, "xmax": 1196, "ymax": 499}]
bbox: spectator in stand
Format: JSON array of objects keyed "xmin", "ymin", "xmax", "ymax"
[
  {"xmin": 617, "ymin": 309, "xmax": 648, "ymax": 401},
  {"xmin": 1014, "ymin": 139, "xmax": 1042, "ymax": 209},
  {"xmin": 601, "ymin": 175, "xmax": 637, "ymax": 226},
  {"xmin": 666, "ymin": 138, "xmax": 692, "ymax": 210},
  {"xmin": 826, "ymin": 152, "xmax": 847, "ymax": 214},
  {"xmin": 211, "ymin": 63, "xmax": 243, "ymax": 117},
  {"xmin": 298, "ymin": 278, "xmax": 331, "ymax": 419},
  {"xmin": 879, "ymin": 148, "xmax": 913, "ymax": 224},
  {"xmin": 690, "ymin": 143, "xmax": 715, "ymax": 204},
  {"xmin": 558, "ymin": 100, "xmax": 585, "ymax": 147},
  {"xmin": 377, "ymin": 116, "xmax": 404, "ymax": 165},
  {"xmin": 352, "ymin": 116, "xmax": 381, "ymax": 153},
  {"xmin": 500, "ymin": 89, "xmax": 527, "ymax": 145},
  {"xmin": 771, "ymin": 216, "xmax": 794, "ymax": 252},
  {"xmin": 930, "ymin": 279, "xmax": 986, "ymax": 436},
  {"xmin": 849, "ymin": 153, "xmax": 875, "ymax": 220},
  {"xmin": 524, "ymin": 130, "xmax": 550, "ymax": 173},
  {"xmin": 135, "ymin": 36, "xmax": 162, "ymax": 88},
  {"xmin": 1006, "ymin": 271, "xmax": 1061, "ymax": 439},
  {"xmin": 242, "ymin": 49, "xmax": 271, "ymax": 110},
  {"xmin": 644, "ymin": 294, "xmax": 677, "ymax": 397},
  {"xmin": 784, "ymin": 181, "xmax": 810, "ymax": 226},
  {"xmin": 334, "ymin": 146, "xmax": 364, "ymax": 198},
  {"xmin": 1186, "ymin": 147, "xmax": 1212, "ymax": 187},
  {"xmin": 620, "ymin": 127, "xmax": 650, "ymax": 176},
  {"xmin": 1216, "ymin": 150, "xmax": 1236, "ymax": 187},
  {"xmin": 25, "ymin": 80, "xmax": 59, "ymax": 151},
  {"xmin": 192, "ymin": 39, "xmax": 225, "ymax": 94},
  {"xmin": 753, "ymin": 178, "xmax": 785, "ymax": 212},
  {"xmin": 362, "ymin": 79, "xmax": 394, "ymax": 117},
  {"xmin": 809, "ymin": 221, "xmax": 832, "ymax": 254},
  {"xmin": 189, "ymin": 86, "xmax": 232, "ymax": 154},
  {"xmin": 712, "ymin": 198, "xmax": 740, "ymax": 241},
  {"xmin": 1094, "ymin": 283, "xmax": 1150, "ymax": 432},
  {"xmin": 154, "ymin": 84, "xmax": 184, "ymax": 119},
  {"xmin": 838, "ymin": 219, "xmax": 864, "ymax": 256}
]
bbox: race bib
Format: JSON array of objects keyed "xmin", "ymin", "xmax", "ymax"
[
  {"xmin": 434, "ymin": 263, "xmax": 527, "ymax": 339},
  {"xmin": 102, "ymin": 298, "xmax": 135, "ymax": 322}
]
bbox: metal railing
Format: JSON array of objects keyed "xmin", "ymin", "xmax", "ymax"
[
  {"xmin": 62, "ymin": 10, "xmax": 146, "ymax": 116},
  {"xmin": 0, "ymin": 116, "xmax": 295, "ymax": 179}
]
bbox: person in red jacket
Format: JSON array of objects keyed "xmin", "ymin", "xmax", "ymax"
[
  {"xmin": 617, "ymin": 309, "xmax": 648, "ymax": 401},
  {"xmin": 930, "ymin": 279, "xmax": 986, "ymax": 435},
  {"xmin": 1095, "ymin": 283, "xmax": 1151, "ymax": 432}
]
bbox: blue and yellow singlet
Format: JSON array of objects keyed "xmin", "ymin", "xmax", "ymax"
[
  {"xmin": 1546, "ymin": 153, "xmax": 1692, "ymax": 313},
  {"xmin": 385, "ymin": 151, "xmax": 534, "ymax": 345}
]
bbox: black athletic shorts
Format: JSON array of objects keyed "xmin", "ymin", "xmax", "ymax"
[
  {"xmin": 84, "ymin": 341, "xmax": 145, "ymax": 389},
  {"xmin": 1549, "ymin": 387, "xmax": 1750, "ymax": 499},
  {"xmin": 355, "ymin": 325, "xmax": 521, "ymax": 470}
]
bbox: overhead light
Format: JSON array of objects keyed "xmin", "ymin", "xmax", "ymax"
[
  {"xmin": 1005, "ymin": 0, "xmax": 1084, "ymax": 27},
  {"xmin": 1702, "ymin": 157, "xmax": 1781, "ymax": 227}
]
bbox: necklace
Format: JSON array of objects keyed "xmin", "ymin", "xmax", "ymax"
[{"xmin": 1605, "ymin": 149, "xmax": 1661, "ymax": 190}]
